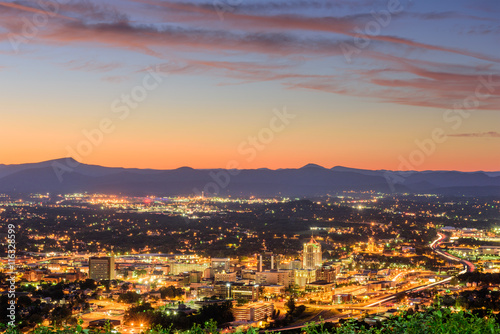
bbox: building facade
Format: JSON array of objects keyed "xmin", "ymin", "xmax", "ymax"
[
  {"xmin": 210, "ymin": 258, "xmax": 231, "ymax": 277},
  {"xmin": 303, "ymin": 236, "xmax": 322, "ymax": 269},
  {"xmin": 255, "ymin": 270, "xmax": 293, "ymax": 287},
  {"xmin": 89, "ymin": 257, "xmax": 115, "ymax": 281},
  {"xmin": 232, "ymin": 302, "xmax": 274, "ymax": 322}
]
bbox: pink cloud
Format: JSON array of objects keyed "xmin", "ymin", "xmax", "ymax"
[
  {"xmin": 134, "ymin": 0, "xmax": 500, "ymax": 63},
  {"xmin": 0, "ymin": 0, "xmax": 498, "ymax": 112}
]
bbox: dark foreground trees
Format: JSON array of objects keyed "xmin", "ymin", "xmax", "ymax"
[
  {"xmin": 122, "ymin": 300, "xmax": 234, "ymax": 330},
  {"xmin": 2, "ymin": 305, "xmax": 500, "ymax": 334}
]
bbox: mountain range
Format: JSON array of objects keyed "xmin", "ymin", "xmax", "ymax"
[{"xmin": 0, "ymin": 158, "xmax": 498, "ymax": 197}]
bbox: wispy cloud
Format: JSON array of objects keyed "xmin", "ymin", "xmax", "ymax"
[
  {"xmin": 133, "ymin": 0, "xmax": 500, "ymax": 63},
  {"xmin": 61, "ymin": 59, "xmax": 123, "ymax": 72},
  {"xmin": 0, "ymin": 1, "xmax": 77, "ymax": 21},
  {"xmin": 1, "ymin": 0, "xmax": 499, "ymax": 111},
  {"xmin": 449, "ymin": 131, "xmax": 500, "ymax": 138}
]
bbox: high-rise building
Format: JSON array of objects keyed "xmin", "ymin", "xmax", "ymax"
[
  {"xmin": 303, "ymin": 236, "xmax": 322, "ymax": 270},
  {"xmin": 89, "ymin": 256, "xmax": 115, "ymax": 281}
]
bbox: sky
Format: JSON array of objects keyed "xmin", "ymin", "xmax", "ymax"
[{"xmin": 0, "ymin": 0, "xmax": 499, "ymax": 171}]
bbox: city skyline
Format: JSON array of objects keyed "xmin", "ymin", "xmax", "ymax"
[
  {"xmin": 2, "ymin": 191, "xmax": 498, "ymax": 332},
  {"xmin": 0, "ymin": 0, "xmax": 499, "ymax": 171}
]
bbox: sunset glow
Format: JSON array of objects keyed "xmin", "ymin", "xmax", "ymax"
[{"xmin": 0, "ymin": 0, "xmax": 498, "ymax": 171}]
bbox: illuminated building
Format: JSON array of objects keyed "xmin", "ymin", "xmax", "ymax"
[
  {"xmin": 315, "ymin": 265, "xmax": 338, "ymax": 283},
  {"xmin": 303, "ymin": 236, "xmax": 322, "ymax": 270},
  {"xmin": 214, "ymin": 271, "xmax": 237, "ymax": 282},
  {"xmin": 170, "ymin": 262, "xmax": 208, "ymax": 276},
  {"xmin": 294, "ymin": 269, "xmax": 316, "ymax": 287},
  {"xmin": 210, "ymin": 257, "xmax": 231, "ymax": 277},
  {"xmin": 232, "ymin": 302, "xmax": 274, "ymax": 322},
  {"xmin": 231, "ymin": 283, "xmax": 260, "ymax": 301},
  {"xmin": 89, "ymin": 256, "xmax": 115, "ymax": 281},
  {"xmin": 255, "ymin": 270, "xmax": 293, "ymax": 287}
]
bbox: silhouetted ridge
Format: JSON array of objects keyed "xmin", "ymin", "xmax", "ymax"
[{"xmin": 0, "ymin": 158, "xmax": 498, "ymax": 197}]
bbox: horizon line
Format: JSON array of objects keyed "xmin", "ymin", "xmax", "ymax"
[{"xmin": 1, "ymin": 157, "xmax": 499, "ymax": 174}]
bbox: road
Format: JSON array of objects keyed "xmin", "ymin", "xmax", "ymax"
[
  {"xmin": 431, "ymin": 233, "xmax": 475, "ymax": 273},
  {"xmin": 263, "ymin": 233, "xmax": 472, "ymax": 332}
]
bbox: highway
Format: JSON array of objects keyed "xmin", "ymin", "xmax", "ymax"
[
  {"xmin": 364, "ymin": 275, "xmax": 454, "ymax": 307},
  {"xmin": 264, "ymin": 274, "xmax": 457, "ymax": 333},
  {"xmin": 431, "ymin": 233, "xmax": 475, "ymax": 273},
  {"xmin": 263, "ymin": 233, "xmax": 475, "ymax": 332}
]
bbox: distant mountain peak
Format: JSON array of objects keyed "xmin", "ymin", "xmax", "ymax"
[
  {"xmin": 51, "ymin": 157, "xmax": 80, "ymax": 165},
  {"xmin": 300, "ymin": 163, "xmax": 327, "ymax": 169},
  {"xmin": 0, "ymin": 157, "xmax": 81, "ymax": 168},
  {"xmin": 176, "ymin": 166, "xmax": 195, "ymax": 171}
]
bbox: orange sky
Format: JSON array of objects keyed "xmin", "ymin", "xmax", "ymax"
[{"xmin": 0, "ymin": 0, "xmax": 498, "ymax": 172}]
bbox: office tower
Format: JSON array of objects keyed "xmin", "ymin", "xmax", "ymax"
[
  {"xmin": 89, "ymin": 256, "xmax": 115, "ymax": 281},
  {"xmin": 303, "ymin": 236, "xmax": 322, "ymax": 270}
]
